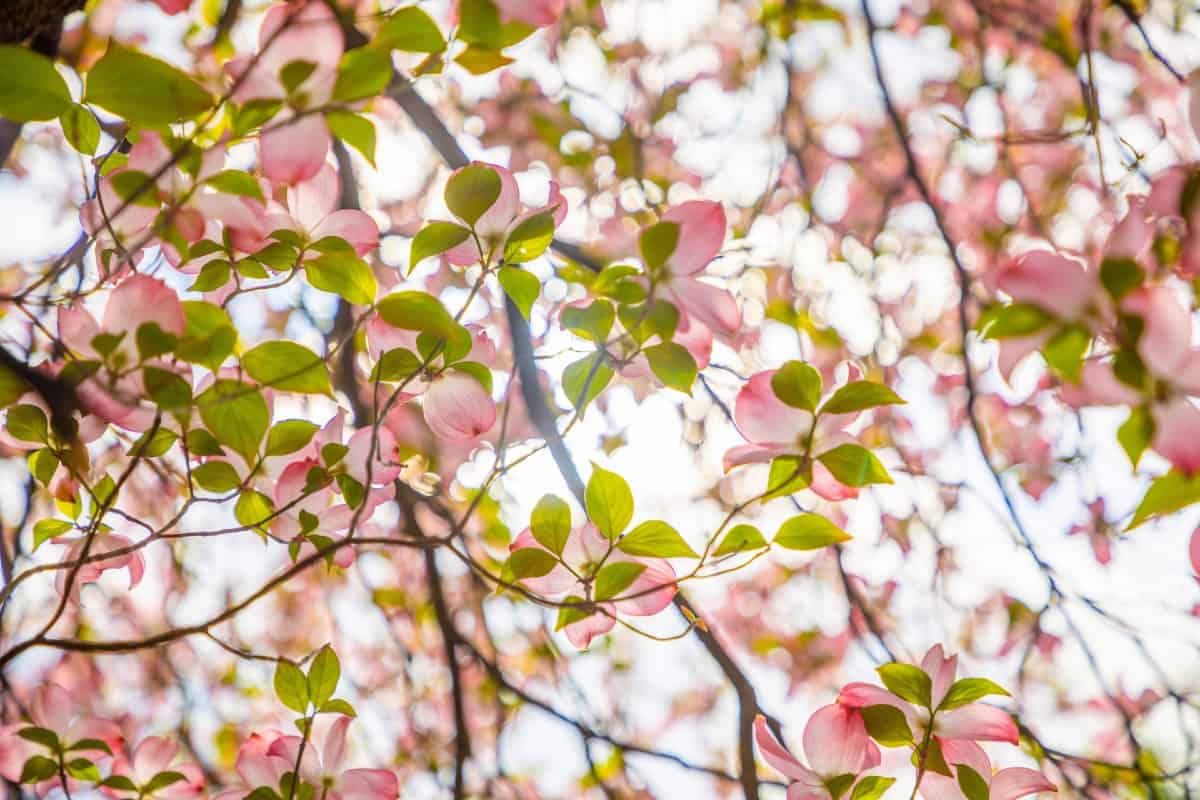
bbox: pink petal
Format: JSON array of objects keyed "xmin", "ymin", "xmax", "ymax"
[
  {"xmin": 132, "ymin": 737, "xmax": 180, "ymax": 784},
  {"xmin": 422, "ymin": 371, "xmax": 497, "ymax": 441},
  {"xmin": 493, "ymin": 0, "xmax": 564, "ymax": 26},
  {"xmin": 994, "ymin": 251, "xmax": 1096, "ymax": 320},
  {"xmin": 934, "ymin": 703, "xmax": 1019, "ymax": 744},
  {"xmin": 509, "ymin": 529, "xmax": 578, "ymax": 596},
  {"xmin": 287, "ymin": 163, "xmax": 340, "ymax": 232},
  {"xmin": 261, "ymin": 114, "xmax": 331, "ymax": 185},
  {"xmin": 1122, "ymin": 286, "xmax": 1192, "ymax": 378},
  {"xmin": 722, "ymin": 442, "xmax": 789, "ymax": 473},
  {"xmin": 1152, "ymin": 400, "xmax": 1200, "ymax": 476},
  {"xmin": 810, "ymin": 462, "xmax": 858, "ymax": 502},
  {"xmin": 311, "ymin": 209, "xmax": 379, "ymax": 255},
  {"xmin": 733, "ymin": 370, "xmax": 814, "ymax": 447},
  {"xmin": 1189, "ymin": 69, "xmax": 1200, "ymax": 147},
  {"xmin": 918, "ymin": 773, "xmax": 965, "ymax": 800},
  {"xmin": 754, "ymin": 716, "xmax": 820, "ymax": 784},
  {"xmin": 1190, "ymin": 527, "xmax": 1200, "ymax": 576},
  {"xmin": 989, "ymin": 768, "xmax": 1057, "ymax": 800},
  {"xmin": 260, "ymin": 1, "xmax": 344, "ymax": 74},
  {"xmin": 322, "ymin": 715, "xmax": 351, "ymax": 774},
  {"xmin": 103, "ymin": 274, "xmax": 186, "ymax": 338},
  {"xmin": 1105, "ymin": 198, "xmax": 1153, "ymax": 260},
  {"xmin": 59, "ymin": 304, "xmax": 101, "ymax": 357},
  {"xmin": 1058, "ymin": 361, "xmax": 1142, "ymax": 408},
  {"xmin": 802, "ymin": 703, "xmax": 878, "ymax": 778},
  {"xmin": 338, "ymin": 768, "xmax": 399, "ymax": 800},
  {"xmin": 610, "ymin": 555, "xmax": 677, "ymax": 616},
  {"xmin": 564, "ymin": 609, "xmax": 615, "ymax": 649},
  {"xmin": 668, "ymin": 277, "xmax": 741, "ymax": 337},
  {"xmin": 939, "ymin": 740, "xmax": 992, "ymax": 779},
  {"xmin": 33, "ymin": 683, "xmax": 75, "ymax": 732},
  {"xmin": 920, "ymin": 645, "xmax": 958, "ymax": 708},
  {"xmin": 661, "ymin": 200, "xmax": 726, "ymax": 276}
]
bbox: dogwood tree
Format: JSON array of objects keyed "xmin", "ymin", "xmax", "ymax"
[{"xmin": 0, "ymin": 0, "xmax": 1199, "ymax": 797}]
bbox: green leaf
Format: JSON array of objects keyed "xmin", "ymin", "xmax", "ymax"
[
  {"xmin": 65, "ymin": 738, "xmax": 112, "ymax": 755},
  {"xmin": 373, "ymin": 348, "xmax": 422, "ymax": 382},
  {"xmin": 307, "ymin": 645, "xmax": 340, "ymax": 707},
  {"xmin": 562, "ymin": 352, "xmax": 613, "ymax": 413},
  {"xmin": 774, "ymin": 513, "xmax": 851, "ymax": 550},
  {"xmin": 713, "ymin": 524, "xmax": 766, "ymax": 556},
  {"xmin": 765, "ymin": 455, "xmax": 811, "ymax": 499},
  {"xmin": 243, "ymin": 341, "xmax": 330, "ymax": 394},
  {"xmin": 143, "ymin": 771, "xmax": 187, "ymax": 793},
  {"xmin": 185, "ymin": 428, "xmax": 224, "ymax": 456},
  {"xmin": 445, "ymin": 163, "xmax": 501, "ymax": 227},
  {"xmin": 190, "ymin": 259, "xmax": 232, "ymax": 292},
  {"xmin": 593, "ymin": 561, "xmax": 646, "ymax": 600},
  {"xmin": 0, "ymin": 363, "xmax": 28, "ymax": 407},
  {"xmin": 60, "ymin": 104, "xmax": 100, "ymax": 155},
  {"xmin": 498, "ymin": 266, "xmax": 540, "ymax": 320},
  {"xmin": 585, "ymin": 463, "xmax": 634, "ymax": 539},
  {"xmin": 266, "ymin": 420, "xmax": 320, "ymax": 457},
  {"xmin": 128, "ymin": 427, "xmax": 178, "ymax": 458},
  {"xmin": 377, "ymin": 291, "xmax": 471, "ymax": 358},
  {"xmin": 1128, "ymin": 470, "xmax": 1200, "ymax": 529},
  {"xmin": 530, "ymin": 494, "xmax": 571, "ymax": 555},
  {"xmin": 305, "ymin": 250, "xmax": 376, "ymax": 305},
  {"xmin": 1117, "ymin": 405, "xmax": 1154, "ymax": 469},
  {"xmin": 938, "ymin": 677, "xmax": 1011, "ymax": 711},
  {"xmin": 618, "ymin": 520, "xmax": 698, "ymax": 558},
  {"xmin": 136, "ymin": 322, "xmax": 177, "ymax": 361},
  {"xmin": 332, "ymin": 48, "xmax": 393, "ymax": 103},
  {"xmin": 274, "ymin": 660, "xmax": 310, "ymax": 713},
  {"xmin": 326, "ymin": 110, "xmax": 376, "ymax": 166},
  {"xmin": 17, "ymin": 726, "xmax": 60, "ymax": 750},
  {"xmin": 503, "ymin": 209, "xmax": 556, "ymax": 263},
  {"xmin": 825, "ymin": 774, "xmax": 857, "ymax": 800},
  {"xmin": 197, "ymin": 379, "xmax": 268, "ymax": 464},
  {"xmin": 205, "ymin": 169, "xmax": 265, "ymax": 201},
  {"xmin": 319, "ymin": 698, "xmax": 357, "ymax": 716},
  {"xmin": 817, "ymin": 444, "xmax": 892, "ymax": 487},
  {"xmin": 850, "ymin": 776, "xmax": 897, "ymax": 800},
  {"xmin": 644, "ymin": 342, "xmax": 698, "ymax": 393},
  {"xmin": 819, "ymin": 381, "xmax": 905, "ymax": 415},
  {"xmin": 32, "ymin": 519, "xmax": 72, "ymax": 551},
  {"xmin": 771, "ymin": 360, "xmax": 822, "ymax": 411},
  {"xmin": 100, "ymin": 775, "xmax": 139, "ymax": 792},
  {"xmin": 8, "ymin": 404, "xmax": 48, "ymax": 443},
  {"xmin": 1042, "ymin": 324, "xmax": 1090, "ymax": 383},
  {"xmin": 554, "ymin": 594, "xmax": 593, "ymax": 632},
  {"xmin": 20, "ymin": 755, "xmax": 59, "ymax": 784},
  {"xmin": 378, "ymin": 7, "xmax": 447, "ymax": 53},
  {"xmin": 981, "ymin": 303, "xmax": 1053, "ymax": 339},
  {"xmin": 62, "ymin": 760, "xmax": 96, "ymax": 782},
  {"xmin": 1100, "ymin": 257, "xmax": 1144, "ymax": 300},
  {"xmin": 191, "ymin": 460, "xmax": 242, "ymax": 493},
  {"xmin": 956, "ymin": 764, "xmax": 991, "ymax": 800},
  {"xmin": 860, "ymin": 704, "xmax": 914, "ymax": 747},
  {"xmin": 639, "ymin": 221, "xmax": 679, "ymax": 272},
  {"xmin": 143, "ymin": 366, "xmax": 192, "ymax": 413},
  {"xmin": 877, "ymin": 662, "xmax": 932, "ymax": 707},
  {"xmin": 84, "ymin": 43, "xmax": 214, "ymax": 125},
  {"xmin": 177, "ymin": 301, "xmax": 237, "ymax": 371},
  {"xmin": 235, "ymin": 489, "xmax": 273, "ymax": 532},
  {"xmin": 411, "ymin": 221, "xmax": 471, "ymax": 272},
  {"xmin": 280, "ymin": 60, "xmax": 317, "ymax": 94},
  {"xmin": 507, "ymin": 547, "xmax": 558, "ymax": 580},
  {"xmin": 29, "ymin": 449, "xmax": 58, "ymax": 486},
  {"xmin": 454, "ymin": 46, "xmax": 513, "ymax": 75},
  {"xmin": 0, "ymin": 46, "xmax": 71, "ymax": 122},
  {"xmin": 561, "ymin": 300, "xmax": 615, "ymax": 342}
]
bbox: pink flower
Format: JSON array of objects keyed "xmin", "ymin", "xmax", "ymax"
[
  {"xmin": 493, "ymin": 0, "xmax": 564, "ymax": 26},
  {"xmin": 57, "ymin": 274, "xmax": 187, "ymax": 432},
  {"xmin": 1191, "ymin": 527, "xmax": 1200, "ymax": 579},
  {"xmin": 1150, "ymin": 399, "xmax": 1200, "ymax": 476},
  {"xmin": 212, "ymin": 731, "xmax": 291, "ymax": 800},
  {"xmin": 654, "ymin": 201, "xmax": 741, "ymax": 337},
  {"xmin": 227, "ymin": 1, "xmax": 344, "ymax": 183},
  {"xmin": 263, "ymin": 164, "xmax": 379, "ymax": 256},
  {"xmin": 1069, "ymin": 499, "xmax": 1112, "ymax": 566},
  {"xmin": 422, "ymin": 371, "xmax": 497, "ymax": 441},
  {"xmin": 0, "ymin": 684, "xmax": 122, "ymax": 789},
  {"xmin": 754, "ymin": 706, "xmax": 882, "ymax": 800},
  {"xmin": 105, "ymin": 737, "xmax": 204, "ymax": 799},
  {"xmin": 919, "ymin": 740, "xmax": 1055, "ymax": 800},
  {"xmin": 839, "ymin": 645, "xmax": 1019, "ymax": 745},
  {"xmin": 722, "ymin": 365, "xmax": 868, "ymax": 502},
  {"xmin": 509, "ymin": 522, "xmax": 677, "ymax": 649},
  {"xmin": 1121, "ymin": 287, "xmax": 1200, "ymax": 394},
  {"xmin": 267, "ymin": 716, "xmax": 397, "ymax": 800},
  {"xmin": 441, "ymin": 162, "xmax": 567, "ymax": 266},
  {"xmin": 993, "ymin": 251, "xmax": 1097, "ymax": 321},
  {"xmin": 53, "ymin": 533, "xmax": 145, "ymax": 599},
  {"xmin": 1189, "ymin": 69, "xmax": 1200, "ymax": 146}
]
